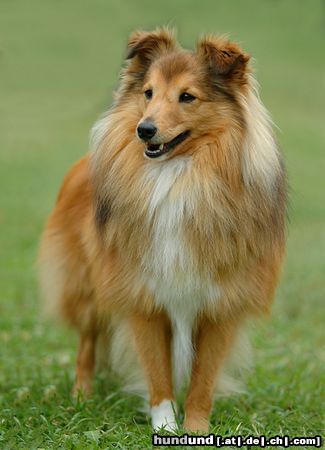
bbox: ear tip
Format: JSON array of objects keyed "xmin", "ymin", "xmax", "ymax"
[
  {"xmin": 198, "ymin": 35, "xmax": 250, "ymax": 63},
  {"xmin": 126, "ymin": 30, "xmax": 145, "ymax": 58},
  {"xmin": 127, "ymin": 27, "xmax": 175, "ymax": 44},
  {"xmin": 197, "ymin": 33, "xmax": 228, "ymax": 48},
  {"xmin": 127, "ymin": 30, "xmax": 144, "ymax": 45},
  {"xmin": 197, "ymin": 34, "xmax": 249, "ymax": 56},
  {"xmin": 157, "ymin": 25, "xmax": 177, "ymax": 38},
  {"xmin": 239, "ymin": 52, "xmax": 251, "ymax": 63},
  {"xmin": 126, "ymin": 27, "xmax": 176, "ymax": 59}
]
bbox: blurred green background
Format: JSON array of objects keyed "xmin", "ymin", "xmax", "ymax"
[{"xmin": 0, "ymin": 0, "xmax": 324, "ymax": 448}]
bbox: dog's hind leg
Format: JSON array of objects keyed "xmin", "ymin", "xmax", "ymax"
[{"xmin": 73, "ymin": 330, "xmax": 97, "ymax": 397}]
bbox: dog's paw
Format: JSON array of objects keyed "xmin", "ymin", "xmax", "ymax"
[
  {"xmin": 151, "ymin": 399, "xmax": 178, "ymax": 432},
  {"xmin": 184, "ymin": 415, "xmax": 209, "ymax": 433},
  {"xmin": 72, "ymin": 380, "xmax": 92, "ymax": 398}
]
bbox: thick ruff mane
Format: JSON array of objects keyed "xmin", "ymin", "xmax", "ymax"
[{"xmin": 90, "ymin": 72, "xmax": 286, "ymax": 260}]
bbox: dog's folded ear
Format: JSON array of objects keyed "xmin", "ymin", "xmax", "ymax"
[
  {"xmin": 126, "ymin": 28, "xmax": 176, "ymax": 65},
  {"xmin": 197, "ymin": 36, "xmax": 250, "ymax": 84}
]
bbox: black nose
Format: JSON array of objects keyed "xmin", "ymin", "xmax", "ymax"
[{"xmin": 137, "ymin": 121, "xmax": 157, "ymax": 141}]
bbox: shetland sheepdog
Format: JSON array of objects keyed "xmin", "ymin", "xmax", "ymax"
[{"xmin": 39, "ymin": 29, "xmax": 286, "ymax": 432}]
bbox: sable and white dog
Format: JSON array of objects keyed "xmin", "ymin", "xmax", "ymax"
[{"xmin": 39, "ymin": 29, "xmax": 286, "ymax": 432}]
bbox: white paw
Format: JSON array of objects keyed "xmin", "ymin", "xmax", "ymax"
[{"xmin": 151, "ymin": 399, "xmax": 177, "ymax": 432}]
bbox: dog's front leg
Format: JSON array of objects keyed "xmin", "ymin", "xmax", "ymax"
[
  {"xmin": 184, "ymin": 316, "xmax": 239, "ymax": 432},
  {"xmin": 130, "ymin": 312, "xmax": 176, "ymax": 431}
]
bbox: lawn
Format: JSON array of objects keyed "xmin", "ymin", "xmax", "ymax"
[{"xmin": 0, "ymin": 0, "xmax": 324, "ymax": 448}]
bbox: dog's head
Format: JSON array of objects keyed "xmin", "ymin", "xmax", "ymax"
[{"xmin": 119, "ymin": 28, "xmax": 250, "ymax": 160}]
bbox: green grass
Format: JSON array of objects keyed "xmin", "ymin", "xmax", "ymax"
[{"xmin": 0, "ymin": 0, "xmax": 324, "ymax": 448}]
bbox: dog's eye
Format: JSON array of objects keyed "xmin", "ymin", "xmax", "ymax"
[
  {"xmin": 179, "ymin": 92, "xmax": 196, "ymax": 103},
  {"xmin": 144, "ymin": 89, "xmax": 153, "ymax": 100}
]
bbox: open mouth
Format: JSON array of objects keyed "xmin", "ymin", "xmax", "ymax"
[{"xmin": 145, "ymin": 130, "xmax": 190, "ymax": 159}]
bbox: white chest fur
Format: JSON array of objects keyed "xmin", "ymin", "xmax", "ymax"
[{"xmin": 141, "ymin": 158, "xmax": 221, "ymax": 387}]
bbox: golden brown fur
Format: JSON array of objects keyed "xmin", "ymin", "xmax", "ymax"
[{"xmin": 39, "ymin": 28, "xmax": 286, "ymax": 432}]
